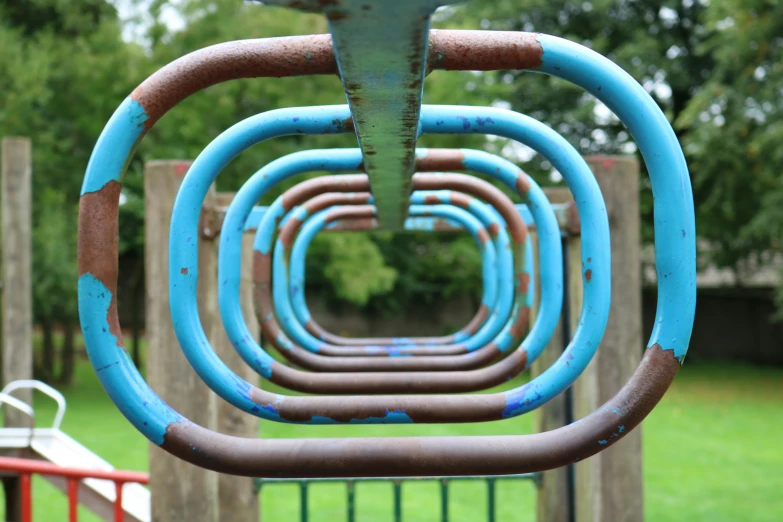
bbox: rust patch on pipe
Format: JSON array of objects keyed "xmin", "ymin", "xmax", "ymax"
[
  {"xmin": 263, "ymin": 341, "xmax": 522, "ymax": 394},
  {"xmin": 448, "ymin": 192, "xmax": 471, "ymax": 209},
  {"xmin": 131, "ymin": 36, "xmax": 337, "ymax": 130},
  {"xmin": 516, "ymin": 272, "xmax": 531, "ymax": 295},
  {"xmin": 515, "ymin": 171, "xmax": 531, "ymax": 195},
  {"xmin": 281, "ymin": 174, "xmax": 369, "ymax": 210},
  {"xmin": 280, "ymin": 193, "xmax": 372, "ymax": 249},
  {"xmin": 323, "ymin": 205, "xmax": 375, "ymax": 224},
  {"xmin": 415, "ymin": 148, "xmax": 466, "ymax": 172},
  {"xmin": 302, "ymin": 192, "xmax": 372, "ymax": 213},
  {"xmin": 278, "ymin": 217, "xmax": 304, "ymax": 250},
  {"xmin": 508, "ymin": 306, "xmax": 531, "ymax": 338},
  {"xmin": 565, "ymin": 200, "xmax": 581, "ymax": 236},
  {"xmin": 78, "ymin": 181, "xmax": 124, "ymax": 345},
  {"xmin": 428, "ymin": 30, "xmax": 543, "ymax": 72},
  {"xmin": 584, "ymin": 269, "xmax": 592, "ymax": 282},
  {"xmin": 412, "ymin": 173, "xmax": 527, "ymax": 244},
  {"xmin": 459, "ymin": 304, "xmax": 490, "ymax": 336}
]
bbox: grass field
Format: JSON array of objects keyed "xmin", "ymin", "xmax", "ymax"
[{"xmin": 2, "ymin": 355, "xmax": 782, "ymax": 522}]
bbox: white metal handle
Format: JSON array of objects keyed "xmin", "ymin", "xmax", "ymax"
[
  {"xmin": 0, "ymin": 392, "xmax": 35, "ymax": 421},
  {"xmin": 0, "ymin": 380, "xmax": 67, "ymax": 430}
]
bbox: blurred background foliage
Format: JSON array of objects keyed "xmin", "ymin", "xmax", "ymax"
[{"xmin": 1, "ymin": 0, "xmax": 782, "ymax": 378}]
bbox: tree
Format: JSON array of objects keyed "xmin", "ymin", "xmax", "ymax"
[
  {"xmin": 675, "ymin": 0, "xmax": 783, "ymax": 303},
  {"xmin": 435, "ymin": 0, "xmax": 783, "ymax": 285},
  {"xmin": 0, "ymin": 0, "xmax": 146, "ymax": 382}
]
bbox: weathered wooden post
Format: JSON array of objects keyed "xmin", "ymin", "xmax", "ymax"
[
  {"xmin": 213, "ymin": 192, "xmax": 261, "ymax": 522},
  {"xmin": 574, "ymin": 155, "xmax": 643, "ymax": 522},
  {"xmin": 1, "ymin": 137, "xmax": 33, "ymax": 428},
  {"xmin": 145, "ymin": 160, "xmax": 219, "ymax": 522},
  {"xmin": 532, "ymin": 187, "xmax": 581, "ymax": 522}
]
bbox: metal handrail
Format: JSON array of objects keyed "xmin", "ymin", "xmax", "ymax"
[
  {"xmin": 1, "ymin": 380, "xmax": 67, "ymax": 431},
  {"xmin": 0, "ymin": 455, "xmax": 148, "ymax": 522}
]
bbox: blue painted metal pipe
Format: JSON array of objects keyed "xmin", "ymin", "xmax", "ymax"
[
  {"xmin": 286, "ymin": 196, "xmax": 537, "ymax": 347},
  {"xmin": 78, "ymin": 32, "xmax": 693, "ymax": 439},
  {"xmin": 247, "ymin": 172, "xmax": 535, "ymax": 364},
  {"xmin": 165, "ymin": 106, "xmax": 593, "ymax": 420},
  {"xmin": 224, "ymin": 148, "xmax": 554, "ymax": 361},
  {"xmin": 287, "ymin": 193, "xmax": 508, "ymax": 345},
  {"xmin": 273, "ymin": 200, "xmax": 505, "ymax": 351}
]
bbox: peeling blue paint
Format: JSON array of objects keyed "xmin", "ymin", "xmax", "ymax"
[
  {"xmin": 538, "ymin": 34, "xmax": 695, "ymax": 361},
  {"xmin": 81, "ymin": 97, "xmax": 148, "ymax": 195},
  {"xmin": 78, "ymin": 273, "xmax": 182, "ymax": 444}
]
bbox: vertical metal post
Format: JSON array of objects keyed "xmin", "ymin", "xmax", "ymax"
[
  {"xmin": 114, "ymin": 481, "xmax": 125, "ymax": 522},
  {"xmin": 486, "ymin": 478, "xmax": 496, "ymax": 522},
  {"xmin": 300, "ymin": 481, "xmax": 309, "ymax": 522},
  {"xmin": 20, "ymin": 473, "xmax": 31, "ymax": 522},
  {"xmin": 346, "ymin": 480, "xmax": 356, "ymax": 522},
  {"xmin": 561, "ymin": 238, "xmax": 577, "ymax": 522},
  {"xmin": 440, "ymin": 479, "xmax": 449, "ymax": 522},
  {"xmin": 68, "ymin": 478, "xmax": 79, "ymax": 522},
  {"xmin": 393, "ymin": 480, "xmax": 403, "ymax": 522}
]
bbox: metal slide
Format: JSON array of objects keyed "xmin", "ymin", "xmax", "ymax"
[{"xmin": 0, "ymin": 380, "xmax": 149, "ymax": 522}]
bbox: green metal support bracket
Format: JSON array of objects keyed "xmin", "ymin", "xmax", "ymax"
[{"xmin": 253, "ymin": 0, "xmax": 462, "ymax": 229}]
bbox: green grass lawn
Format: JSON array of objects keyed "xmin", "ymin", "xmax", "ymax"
[{"xmin": 2, "ymin": 355, "xmax": 782, "ymax": 521}]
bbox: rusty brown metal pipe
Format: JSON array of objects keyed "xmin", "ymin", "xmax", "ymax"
[
  {"xmin": 159, "ymin": 345, "xmax": 679, "ymax": 477},
  {"xmin": 250, "ymin": 175, "xmax": 530, "ymax": 382},
  {"xmin": 259, "ymin": 205, "xmax": 513, "ymax": 372},
  {"xmin": 270, "ymin": 174, "xmax": 497, "ymax": 350}
]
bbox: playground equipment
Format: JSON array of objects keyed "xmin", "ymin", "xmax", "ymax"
[
  {"xmin": 77, "ymin": 0, "xmax": 695, "ymax": 487},
  {"xmin": 0, "ymin": 381, "xmax": 150, "ymax": 521}
]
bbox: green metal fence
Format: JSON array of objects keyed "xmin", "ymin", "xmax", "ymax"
[{"xmin": 255, "ymin": 473, "xmax": 541, "ymax": 522}]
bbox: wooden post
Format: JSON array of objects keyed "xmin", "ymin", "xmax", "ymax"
[
  {"xmin": 145, "ymin": 160, "xmax": 219, "ymax": 522},
  {"xmin": 213, "ymin": 193, "xmax": 261, "ymax": 522},
  {"xmin": 1, "ymin": 137, "xmax": 33, "ymax": 428},
  {"xmin": 531, "ymin": 187, "xmax": 581, "ymax": 522},
  {"xmin": 574, "ymin": 155, "xmax": 642, "ymax": 522}
]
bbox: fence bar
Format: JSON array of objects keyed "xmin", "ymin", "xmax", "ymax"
[
  {"xmin": 0, "ymin": 456, "xmax": 148, "ymax": 522},
  {"xmin": 114, "ymin": 482, "xmax": 125, "ymax": 522},
  {"xmin": 346, "ymin": 480, "xmax": 355, "ymax": 522},
  {"xmin": 68, "ymin": 478, "xmax": 79, "ymax": 522},
  {"xmin": 487, "ymin": 478, "xmax": 496, "ymax": 522},
  {"xmin": 300, "ymin": 481, "xmax": 309, "ymax": 522},
  {"xmin": 440, "ymin": 479, "xmax": 449, "ymax": 522},
  {"xmin": 21, "ymin": 473, "xmax": 31, "ymax": 522},
  {"xmin": 253, "ymin": 474, "xmax": 537, "ymax": 522},
  {"xmin": 256, "ymin": 474, "xmax": 538, "ymax": 485},
  {"xmin": 393, "ymin": 480, "xmax": 403, "ymax": 522}
]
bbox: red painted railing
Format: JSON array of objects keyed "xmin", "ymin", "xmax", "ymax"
[{"xmin": 0, "ymin": 456, "xmax": 149, "ymax": 522}]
